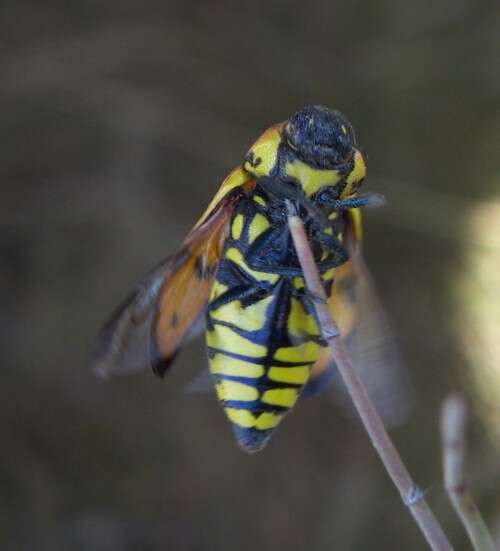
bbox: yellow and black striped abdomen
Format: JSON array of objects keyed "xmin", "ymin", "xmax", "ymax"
[{"xmin": 206, "ymin": 194, "xmax": 334, "ymax": 452}]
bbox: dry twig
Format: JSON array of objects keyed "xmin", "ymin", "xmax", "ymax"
[
  {"xmin": 286, "ymin": 202, "xmax": 453, "ymax": 551},
  {"xmin": 441, "ymin": 394, "xmax": 496, "ymax": 551}
]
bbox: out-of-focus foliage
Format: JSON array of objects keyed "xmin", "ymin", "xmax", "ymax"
[{"xmin": 1, "ymin": 1, "xmax": 499, "ymax": 550}]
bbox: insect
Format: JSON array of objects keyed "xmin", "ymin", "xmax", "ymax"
[{"xmin": 93, "ymin": 105, "xmax": 399, "ymax": 453}]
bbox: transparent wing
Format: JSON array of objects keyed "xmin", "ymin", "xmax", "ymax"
[
  {"xmin": 92, "ymin": 255, "xmax": 181, "ymax": 378},
  {"xmin": 305, "ymin": 213, "xmax": 414, "ymax": 428}
]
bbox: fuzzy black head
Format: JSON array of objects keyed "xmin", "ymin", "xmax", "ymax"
[{"xmin": 284, "ymin": 105, "xmax": 356, "ymax": 169}]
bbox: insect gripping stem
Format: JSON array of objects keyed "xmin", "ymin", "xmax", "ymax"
[{"xmin": 286, "ymin": 201, "xmax": 453, "ymax": 551}]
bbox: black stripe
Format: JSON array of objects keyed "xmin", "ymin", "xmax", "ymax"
[
  {"xmin": 211, "ymin": 318, "xmax": 324, "ymax": 346},
  {"xmin": 207, "ymin": 346, "xmax": 315, "ymax": 368},
  {"xmin": 213, "ymin": 372, "xmax": 303, "ymax": 390},
  {"xmin": 222, "ymin": 400, "xmax": 290, "ymax": 413}
]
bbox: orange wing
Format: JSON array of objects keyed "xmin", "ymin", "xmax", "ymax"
[{"xmin": 93, "ymin": 174, "xmax": 255, "ymax": 379}]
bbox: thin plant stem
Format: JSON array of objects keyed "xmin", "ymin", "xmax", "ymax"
[
  {"xmin": 441, "ymin": 394, "xmax": 496, "ymax": 551},
  {"xmin": 286, "ymin": 202, "xmax": 453, "ymax": 551}
]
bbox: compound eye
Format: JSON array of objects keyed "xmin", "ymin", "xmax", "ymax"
[
  {"xmin": 334, "ymin": 123, "xmax": 356, "ymax": 162},
  {"xmin": 284, "ymin": 123, "xmax": 298, "ymax": 151},
  {"xmin": 340, "ymin": 122, "xmax": 354, "ymax": 142}
]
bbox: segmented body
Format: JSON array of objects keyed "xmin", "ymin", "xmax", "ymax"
[
  {"xmin": 206, "ymin": 183, "xmax": 346, "ymax": 452},
  {"xmin": 93, "ymin": 105, "xmax": 370, "ymax": 453}
]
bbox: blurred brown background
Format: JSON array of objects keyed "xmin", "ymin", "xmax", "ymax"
[{"xmin": 1, "ymin": 1, "xmax": 499, "ymax": 550}]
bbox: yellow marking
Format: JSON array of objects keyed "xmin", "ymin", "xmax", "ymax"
[
  {"xmin": 328, "ymin": 260, "xmax": 358, "ymax": 337},
  {"xmin": 341, "ymin": 124, "xmax": 347, "ymax": 135},
  {"xmin": 293, "ymin": 276, "xmax": 305, "ymax": 289},
  {"xmin": 231, "ymin": 214, "xmax": 244, "ymax": 240},
  {"xmin": 274, "ymin": 341, "xmax": 322, "ymax": 363},
  {"xmin": 193, "ymin": 167, "xmax": 249, "ymax": 229},
  {"xmin": 255, "ymin": 412, "xmax": 282, "ymax": 430},
  {"xmin": 216, "ymin": 380, "xmax": 258, "ymax": 402},
  {"xmin": 210, "ymin": 354, "xmax": 264, "ymax": 378},
  {"xmin": 225, "ymin": 408, "xmax": 255, "ymax": 428},
  {"xmin": 288, "ymin": 298, "xmax": 320, "ymax": 338},
  {"xmin": 225, "ymin": 408, "xmax": 283, "ymax": 430},
  {"xmin": 244, "ymin": 124, "xmax": 283, "ymax": 177},
  {"xmin": 322, "ymin": 267, "xmax": 336, "ymax": 281},
  {"xmin": 268, "ymin": 366, "xmax": 310, "ymax": 385},
  {"xmin": 324, "ymin": 227, "xmax": 333, "ymax": 235},
  {"xmin": 210, "ymin": 294, "xmax": 273, "ymax": 332},
  {"xmin": 253, "ymin": 195, "xmax": 266, "ymax": 206},
  {"xmin": 342, "ymin": 149, "xmax": 366, "ymax": 198},
  {"xmin": 262, "ymin": 388, "xmax": 298, "ymax": 408},
  {"xmin": 347, "ymin": 207, "xmax": 363, "ymax": 243},
  {"xmin": 248, "ymin": 213, "xmax": 271, "ymax": 244},
  {"xmin": 209, "ymin": 281, "xmax": 229, "ymax": 301},
  {"xmin": 225, "ymin": 247, "xmax": 279, "ymax": 283},
  {"xmin": 207, "ymin": 325, "xmax": 267, "ymax": 357},
  {"xmin": 320, "ymin": 250, "xmax": 328, "ymax": 261},
  {"xmin": 284, "ymin": 158, "xmax": 342, "ymax": 197}
]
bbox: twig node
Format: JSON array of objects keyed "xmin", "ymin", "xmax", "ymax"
[{"xmin": 404, "ymin": 484, "xmax": 425, "ymax": 507}]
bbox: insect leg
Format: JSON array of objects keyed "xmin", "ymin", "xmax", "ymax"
[
  {"xmin": 312, "ymin": 229, "xmax": 349, "ymax": 265},
  {"xmin": 257, "ymin": 176, "xmax": 328, "ymax": 226},
  {"xmin": 244, "ymin": 225, "xmax": 347, "ymax": 276},
  {"xmin": 318, "ymin": 192, "xmax": 385, "ymax": 211},
  {"xmin": 244, "ymin": 228, "xmax": 304, "ymax": 276},
  {"xmin": 207, "ymin": 281, "xmax": 274, "ymax": 312}
]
